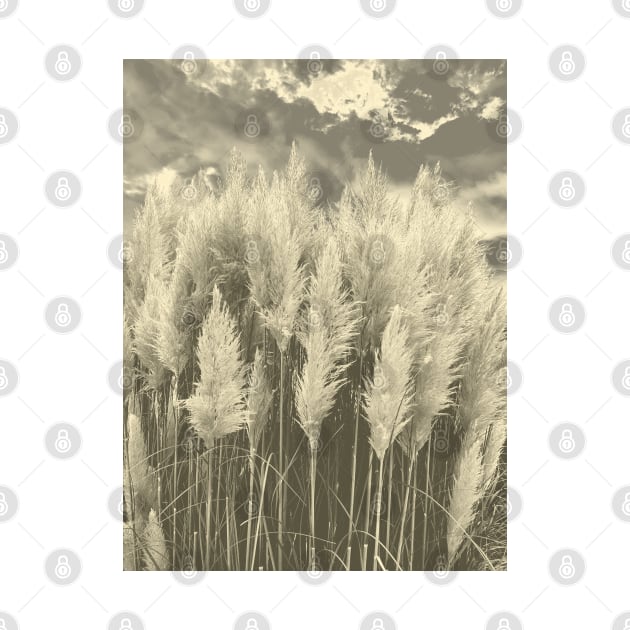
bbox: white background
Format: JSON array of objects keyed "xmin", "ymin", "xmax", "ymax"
[{"xmin": 1, "ymin": 0, "xmax": 629, "ymax": 628}]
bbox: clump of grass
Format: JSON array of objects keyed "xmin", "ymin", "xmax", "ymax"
[{"xmin": 123, "ymin": 146, "xmax": 507, "ymax": 571}]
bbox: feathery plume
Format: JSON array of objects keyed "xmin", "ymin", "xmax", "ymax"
[
  {"xmin": 249, "ymin": 229, "xmax": 305, "ymax": 353},
  {"xmin": 246, "ymin": 348, "xmax": 273, "ymax": 451},
  {"xmin": 482, "ymin": 419, "xmax": 506, "ymax": 486},
  {"xmin": 125, "ymin": 413, "xmax": 156, "ymax": 521},
  {"xmin": 296, "ymin": 239, "xmax": 357, "ymax": 446},
  {"xmin": 133, "ymin": 275, "xmax": 169, "ymax": 390},
  {"xmin": 364, "ymin": 305, "xmax": 414, "ymax": 462},
  {"xmin": 123, "ymin": 522, "xmax": 136, "ymax": 570},
  {"xmin": 446, "ymin": 434, "xmax": 484, "ymax": 564},
  {"xmin": 156, "ymin": 262, "xmax": 194, "ymax": 377},
  {"xmin": 184, "ymin": 286, "xmax": 247, "ymax": 446},
  {"xmin": 142, "ymin": 509, "xmax": 169, "ymax": 570},
  {"xmin": 457, "ymin": 287, "xmax": 507, "ymax": 438}
]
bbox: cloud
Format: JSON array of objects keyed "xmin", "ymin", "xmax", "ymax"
[
  {"xmin": 479, "ymin": 96, "xmax": 505, "ymax": 121},
  {"xmin": 453, "ymin": 171, "xmax": 507, "ymax": 237}
]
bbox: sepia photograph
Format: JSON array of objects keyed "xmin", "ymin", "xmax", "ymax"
[{"xmin": 122, "ymin": 58, "xmax": 507, "ymax": 571}]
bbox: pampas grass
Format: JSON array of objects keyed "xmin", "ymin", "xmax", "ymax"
[
  {"xmin": 296, "ymin": 238, "xmax": 357, "ymax": 565},
  {"xmin": 446, "ymin": 434, "xmax": 484, "ymax": 564},
  {"xmin": 296, "ymin": 239, "xmax": 356, "ymax": 447},
  {"xmin": 363, "ymin": 305, "xmax": 414, "ymax": 569},
  {"xmin": 123, "ymin": 147, "xmax": 507, "ymax": 571},
  {"xmin": 184, "ymin": 285, "xmax": 247, "ymax": 445},
  {"xmin": 142, "ymin": 509, "xmax": 170, "ymax": 570},
  {"xmin": 364, "ymin": 305, "xmax": 414, "ymax": 462}
]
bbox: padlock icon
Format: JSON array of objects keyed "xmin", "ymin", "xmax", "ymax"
[
  {"xmin": 496, "ymin": 113, "xmax": 511, "ymax": 139},
  {"xmin": 433, "ymin": 556, "xmax": 448, "ymax": 577},
  {"xmin": 0, "ymin": 114, "xmax": 8, "ymax": 138},
  {"xmin": 371, "ymin": 618, "xmax": 385, "ymax": 630},
  {"xmin": 496, "ymin": 239, "xmax": 511, "ymax": 264},
  {"xmin": 119, "ymin": 618, "xmax": 133, "ymax": 630},
  {"xmin": 558, "ymin": 176, "xmax": 575, "ymax": 201},
  {"xmin": 245, "ymin": 618, "xmax": 259, "ymax": 630},
  {"xmin": 309, "ymin": 305, "xmax": 321, "ymax": 329},
  {"xmin": 370, "ymin": 238, "xmax": 385, "ymax": 264},
  {"xmin": 433, "ymin": 50, "xmax": 449, "ymax": 76},
  {"xmin": 369, "ymin": 0, "xmax": 387, "ymax": 12},
  {"xmin": 558, "ymin": 51, "xmax": 576, "ymax": 76},
  {"xmin": 372, "ymin": 491, "xmax": 384, "ymax": 515},
  {"xmin": 244, "ymin": 114, "xmax": 260, "ymax": 138},
  {"xmin": 373, "ymin": 365, "xmax": 386, "ymax": 389},
  {"xmin": 181, "ymin": 553, "xmax": 196, "ymax": 575},
  {"xmin": 558, "ymin": 428, "xmax": 575, "ymax": 453},
  {"xmin": 118, "ymin": 114, "xmax": 134, "ymax": 138},
  {"xmin": 0, "ymin": 491, "xmax": 8, "ymax": 516},
  {"xmin": 495, "ymin": 0, "xmax": 512, "ymax": 11},
  {"xmin": 307, "ymin": 50, "xmax": 322, "ymax": 74},
  {"xmin": 245, "ymin": 240, "xmax": 260, "ymax": 264},
  {"xmin": 369, "ymin": 116, "xmax": 386, "ymax": 139},
  {"xmin": 621, "ymin": 240, "xmax": 630, "ymax": 264},
  {"xmin": 55, "ymin": 429, "xmax": 72, "ymax": 453},
  {"xmin": 54, "ymin": 51, "xmax": 72, "ymax": 76},
  {"xmin": 243, "ymin": 0, "xmax": 261, "ymax": 12},
  {"xmin": 54, "ymin": 302, "xmax": 72, "ymax": 328},
  {"xmin": 558, "ymin": 554, "xmax": 575, "ymax": 579},
  {"xmin": 54, "ymin": 554, "xmax": 72, "ymax": 579},
  {"xmin": 497, "ymin": 618, "xmax": 512, "ymax": 630},
  {"xmin": 118, "ymin": 0, "xmax": 135, "ymax": 12},
  {"xmin": 246, "ymin": 492, "xmax": 258, "ymax": 515},
  {"xmin": 54, "ymin": 176, "xmax": 72, "ymax": 201},
  {"xmin": 558, "ymin": 303, "xmax": 575, "ymax": 327},
  {"xmin": 308, "ymin": 554, "xmax": 322, "ymax": 577},
  {"xmin": 308, "ymin": 176, "xmax": 323, "ymax": 201},
  {"xmin": 622, "ymin": 114, "xmax": 630, "ymax": 139},
  {"xmin": 435, "ymin": 303, "xmax": 448, "ymax": 326},
  {"xmin": 0, "ymin": 240, "xmax": 8, "ymax": 264},
  {"xmin": 621, "ymin": 492, "xmax": 630, "ymax": 516},
  {"xmin": 181, "ymin": 178, "xmax": 196, "ymax": 200},
  {"xmin": 0, "ymin": 366, "xmax": 8, "ymax": 390},
  {"xmin": 181, "ymin": 51, "xmax": 197, "ymax": 74},
  {"xmin": 434, "ymin": 427, "xmax": 448, "ymax": 453},
  {"xmin": 622, "ymin": 366, "xmax": 630, "ymax": 390}
]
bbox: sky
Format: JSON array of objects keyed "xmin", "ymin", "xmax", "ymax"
[{"xmin": 123, "ymin": 59, "xmax": 507, "ymax": 246}]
